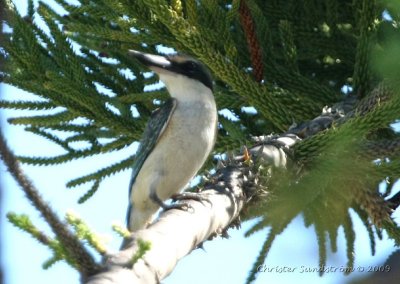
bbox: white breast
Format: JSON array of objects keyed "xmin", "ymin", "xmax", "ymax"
[{"xmin": 131, "ymin": 75, "xmax": 217, "ymax": 209}]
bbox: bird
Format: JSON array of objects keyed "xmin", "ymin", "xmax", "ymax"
[{"xmin": 126, "ymin": 50, "xmax": 218, "ymax": 231}]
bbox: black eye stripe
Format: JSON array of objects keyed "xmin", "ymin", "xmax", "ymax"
[{"xmin": 168, "ymin": 57, "xmax": 213, "ymax": 91}]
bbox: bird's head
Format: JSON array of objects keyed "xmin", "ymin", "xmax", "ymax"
[{"xmin": 129, "ymin": 50, "xmax": 213, "ymax": 99}]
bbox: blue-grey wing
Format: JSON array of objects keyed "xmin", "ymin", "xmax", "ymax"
[{"xmin": 126, "ymin": 98, "xmax": 176, "ymax": 224}]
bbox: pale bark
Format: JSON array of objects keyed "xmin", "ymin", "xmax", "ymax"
[{"xmin": 87, "ymin": 168, "xmax": 246, "ymax": 284}]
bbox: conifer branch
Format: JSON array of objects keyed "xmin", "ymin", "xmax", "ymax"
[
  {"xmin": 7, "ymin": 212, "xmax": 53, "ymax": 246},
  {"xmin": 353, "ymin": 0, "xmax": 376, "ymax": 97},
  {"xmin": 0, "ymin": 128, "xmax": 100, "ymax": 279},
  {"xmin": 3, "ymin": 1, "xmax": 400, "ymax": 283},
  {"xmin": 0, "ymin": 100, "xmax": 56, "ymax": 110},
  {"xmin": 86, "ymin": 82, "xmax": 400, "ymax": 282}
]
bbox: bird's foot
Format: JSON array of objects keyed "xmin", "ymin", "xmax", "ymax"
[
  {"xmin": 164, "ymin": 202, "xmax": 194, "ymax": 212},
  {"xmin": 150, "ymin": 191, "xmax": 194, "ymax": 212},
  {"xmin": 171, "ymin": 192, "xmax": 212, "ymax": 206}
]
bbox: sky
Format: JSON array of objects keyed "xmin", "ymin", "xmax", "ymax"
[{"xmin": 1, "ymin": 1, "xmax": 400, "ymax": 284}]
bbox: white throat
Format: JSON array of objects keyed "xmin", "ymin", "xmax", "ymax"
[{"xmin": 158, "ymin": 73, "xmax": 213, "ymax": 102}]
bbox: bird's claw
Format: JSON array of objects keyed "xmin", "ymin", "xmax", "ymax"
[
  {"xmin": 150, "ymin": 191, "xmax": 195, "ymax": 213},
  {"xmin": 162, "ymin": 202, "xmax": 195, "ymax": 213},
  {"xmin": 171, "ymin": 192, "xmax": 212, "ymax": 206}
]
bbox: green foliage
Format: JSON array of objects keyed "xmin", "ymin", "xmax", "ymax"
[
  {"xmin": 2, "ymin": 0, "xmax": 400, "ymax": 283},
  {"xmin": 66, "ymin": 211, "xmax": 108, "ymax": 255},
  {"xmin": 1, "ymin": 0, "xmax": 354, "ymax": 194},
  {"xmin": 7, "ymin": 212, "xmax": 52, "ymax": 244},
  {"xmin": 7, "ymin": 212, "xmax": 77, "ymax": 269},
  {"xmin": 131, "ymin": 238, "xmax": 152, "ymax": 265},
  {"xmin": 2, "ymin": 0, "xmax": 350, "ymax": 195},
  {"xmin": 112, "ymin": 222, "xmax": 131, "ymax": 238}
]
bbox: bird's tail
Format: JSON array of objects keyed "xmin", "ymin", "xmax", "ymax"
[{"xmin": 126, "ymin": 203, "xmax": 156, "ymax": 232}]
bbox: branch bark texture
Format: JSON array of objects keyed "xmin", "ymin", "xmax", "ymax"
[{"xmin": 87, "ymin": 167, "xmax": 246, "ymax": 284}]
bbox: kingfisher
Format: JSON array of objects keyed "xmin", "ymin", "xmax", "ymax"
[{"xmin": 127, "ymin": 50, "xmax": 218, "ymax": 231}]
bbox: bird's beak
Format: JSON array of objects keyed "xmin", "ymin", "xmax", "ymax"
[{"xmin": 128, "ymin": 50, "xmax": 172, "ymax": 74}]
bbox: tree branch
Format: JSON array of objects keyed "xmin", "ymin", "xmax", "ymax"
[
  {"xmin": 85, "ymin": 82, "xmax": 398, "ymax": 283},
  {"xmin": 3, "ymin": 82, "xmax": 397, "ymax": 283},
  {"xmin": 0, "ymin": 127, "xmax": 100, "ymax": 279},
  {"xmin": 87, "ymin": 166, "xmax": 247, "ymax": 284}
]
